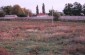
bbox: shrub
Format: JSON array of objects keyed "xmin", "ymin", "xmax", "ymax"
[
  {"xmin": 0, "ymin": 11, "xmax": 5, "ymax": 17},
  {"xmin": 48, "ymin": 10, "xmax": 60, "ymax": 21},
  {"xmin": 53, "ymin": 12, "xmax": 60, "ymax": 21},
  {"xmin": 17, "ymin": 14, "xmax": 27, "ymax": 17}
]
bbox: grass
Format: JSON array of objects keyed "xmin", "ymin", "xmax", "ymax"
[{"xmin": 0, "ymin": 21, "xmax": 85, "ymax": 55}]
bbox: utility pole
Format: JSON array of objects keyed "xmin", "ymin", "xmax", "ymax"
[{"xmin": 52, "ymin": 6, "xmax": 54, "ymax": 25}]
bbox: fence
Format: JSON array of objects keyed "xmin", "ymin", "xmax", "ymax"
[
  {"xmin": 59, "ymin": 16, "xmax": 85, "ymax": 21},
  {"xmin": 2, "ymin": 16, "xmax": 85, "ymax": 21},
  {"xmin": 0, "ymin": 16, "xmax": 53, "ymax": 21}
]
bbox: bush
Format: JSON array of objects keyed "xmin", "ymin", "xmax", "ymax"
[
  {"xmin": 17, "ymin": 14, "xmax": 27, "ymax": 17},
  {"xmin": 53, "ymin": 12, "xmax": 60, "ymax": 21},
  {"xmin": 48, "ymin": 10, "xmax": 60, "ymax": 21},
  {"xmin": 0, "ymin": 11, "xmax": 5, "ymax": 17}
]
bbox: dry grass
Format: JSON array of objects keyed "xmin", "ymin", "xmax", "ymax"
[
  {"xmin": 0, "ymin": 21, "xmax": 85, "ymax": 55},
  {"xmin": 0, "ymin": 47, "xmax": 12, "ymax": 55}
]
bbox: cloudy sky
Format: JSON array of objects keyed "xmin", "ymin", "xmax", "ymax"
[{"xmin": 0, "ymin": 0, "xmax": 85, "ymax": 13}]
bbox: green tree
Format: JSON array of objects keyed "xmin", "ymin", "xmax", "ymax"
[
  {"xmin": 2, "ymin": 6, "xmax": 13, "ymax": 15},
  {"xmin": 72, "ymin": 2, "xmax": 82, "ymax": 16},
  {"xmin": 63, "ymin": 3, "xmax": 73, "ymax": 15},
  {"xmin": 63, "ymin": 2, "xmax": 82, "ymax": 16},
  {"xmin": 36, "ymin": 5, "xmax": 39, "ymax": 15},
  {"xmin": 0, "ymin": 11, "xmax": 5, "ymax": 17},
  {"xmin": 48, "ymin": 10, "xmax": 60, "ymax": 21},
  {"xmin": 42, "ymin": 3, "xmax": 45, "ymax": 14},
  {"xmin": 82, "ymin": 4, "xmax": 85, "ymax": 15}
]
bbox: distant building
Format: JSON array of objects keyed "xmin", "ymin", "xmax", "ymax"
[{"xmin": 37, "ymin": 13, "xmax": 49, "ymax": 17}]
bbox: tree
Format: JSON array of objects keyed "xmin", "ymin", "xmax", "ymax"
[
  {"xmin": 63, "ymin": 3, "xmax": 73, "ymax": 15},
  {"xmin": 48, "ymin": 10, "xmax": 60, "ymax": 21},
  {"xmin": 2, "ymin": 6, "xmax": 13, "ymax": 15},
  {"xmin": 42, "ymin": 3, "xmax": 45, "ymax": 14},
  {"xmin": 18, "ymin": 8, "xmax": 27, "ymax": 17},
  {"xmin": 63, "ymin": 2, "xmax": 82, "ymax": 16},
  {"xmin": 36, "ymin": 5, "xmax": 39, "ymax": 15},
  {"xmin": 12, "ymin": 5, "xmax": 21, "ymax": 15},
  {"xmin": 28, "ymin": 10, "xmax": 32, "ymax": 17},
  {"xmin": 0, "ymin": 11, "xmax": 5, "ymax": 17},
  {"xmin": 12, "ymin": 5, "xmax": 31, "ymax": 17},
  {"xmin": 0, "ymin": 5, "xmax": 32, "ymax": 17},
  {"xmin": 72, "ymin": 2, "xmax": 82, "ymax": 16},
  {"xmin": 82, "ymin": 4, "xmax": 85, "ymax": 15}
]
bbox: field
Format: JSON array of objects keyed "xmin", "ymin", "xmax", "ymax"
[{"xmin": 0, "ymin": 20, "xmax": 85, "ymax": 55}]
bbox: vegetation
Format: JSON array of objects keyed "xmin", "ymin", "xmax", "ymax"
[
  {"xmin": 63, "ymin": 2, "xmax": 83, "ymax": 16},
  {"xmin": 42, "ymin": 3, "xmax": 45, "ymax": 14},
  {"xmin": 0, "ymin": 11, "xmax": 5, "ymax": 17},
  {"xmin": 36, "ymin": 3, "xmax": 46, "ymax": 15},
  {"xmin": 36, "ymin": 5, "xmax": 39, "ymax": 15},
  {"xmin": 82, "ymin": 4, "xmax": 85, "ymax": 15},
  {"xmin": 48, "ymin": 10, "xmax": 60, "ymax": 21},
  {"xmin": 2, "ymin": 6, "xmax": 13, "ymax": 15},
  {"xmin": 1, "ymin": 5, "xmax": 32, "ymax": 17},
  {"xmin": 0, "ymin": 21, "xmax": 85, "ymax": 55}
]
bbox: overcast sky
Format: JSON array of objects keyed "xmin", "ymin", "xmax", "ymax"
[{"xmin": 0, "ymin": 0, "xmax": 85, "ymax": 13}]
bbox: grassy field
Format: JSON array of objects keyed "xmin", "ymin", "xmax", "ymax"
[{"xmin": 0, "ymin": 21, "xmax": 85, "ymax": 55}]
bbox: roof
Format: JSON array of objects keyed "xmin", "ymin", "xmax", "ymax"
[{"xmin": 37, "ymin": 13, "xmax": 47, "ymax": 16}]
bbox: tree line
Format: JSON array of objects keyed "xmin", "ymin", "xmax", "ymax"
[
  {"xmin": 63, "ymin": 2, "xmax": 85, "ymax": 16},
  {"xmin": 0, "ymin": 5, "xmax": 32, "ymax": 17},
  {"xmin": 36, "ymin": 3, "xmax": 45, "ymax": 15}
]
